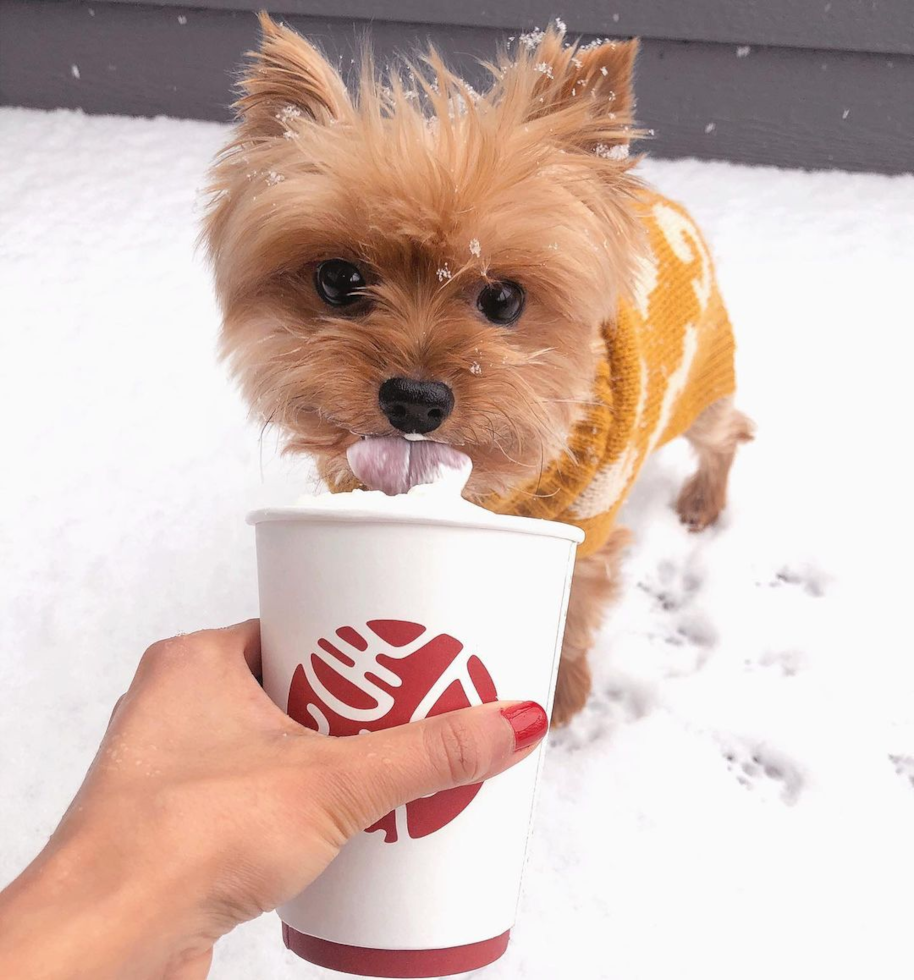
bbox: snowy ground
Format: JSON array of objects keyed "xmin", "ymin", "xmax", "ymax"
[{"xmin": 2, "ymin": 107, "xmax": 913, "ymax": 980}]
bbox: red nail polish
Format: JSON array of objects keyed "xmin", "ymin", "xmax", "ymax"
[{"xmin": 501, "ymin": 701, "xmax": 549, "ymax": 752}]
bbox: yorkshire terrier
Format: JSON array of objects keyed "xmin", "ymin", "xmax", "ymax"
[{"xmin": 205, "ymin": 15, "xmax": 753, "ymax": 726}]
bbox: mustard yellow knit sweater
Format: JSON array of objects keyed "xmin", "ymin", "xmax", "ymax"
[
  {"xmin": 327, "ymin": 191, "xmax": 736, "ymax": 559},
  {"xmin": 487, "ymin": 190, "xmax": 736, "ymax": 557}
]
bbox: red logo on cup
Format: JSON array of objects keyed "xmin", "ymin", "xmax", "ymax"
[{"xmin": 287, "ymin": 620, "xmax": 498, "ymax": 843}]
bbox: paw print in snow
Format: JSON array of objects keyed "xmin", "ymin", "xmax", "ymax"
[
  {"xmin": 745, "ymin": 649, "xmax": 805, "ymax": 677},
  {"xmin": 761, "ymin": 563, "xmax": 828, "ymax": 597},
  {"xmin": 639, "ymin": 559, "xmax": 701, "ymax": 613},
  {"xmin": 637, "ymin": 558, "xmax": 717, "ymax": 671},
  {"xmin": 889, "ymin": 754, "xmax": 914, "ymax": 789},
  {"xmin": 720, "ymin": 737, "xmax": 804, "ymax": 804},
  {"xmin": 551, "ymin": 677, "xmax": 654, "ymax": 753}
]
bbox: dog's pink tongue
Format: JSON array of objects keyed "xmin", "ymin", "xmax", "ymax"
[{"xmin": 347, "ymin": 437, "xmax": 470, "ymax": 496}]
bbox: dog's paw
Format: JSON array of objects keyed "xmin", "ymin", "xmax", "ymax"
[
  {"xmin": 676, "ymin": 472, "xmax": 725, "ymax": 533},
  {"xmin": 720, "ymin": 737, "xmax": 804, "ymax": 805}
]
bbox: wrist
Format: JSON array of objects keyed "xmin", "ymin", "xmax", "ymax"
[{"xmin": 0, "ymin": 826, "xmax": 210, "ymax": 979}]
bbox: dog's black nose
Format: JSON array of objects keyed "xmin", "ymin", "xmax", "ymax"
[{"xmin": 379, "ymin": 378, "xmax": 454, "ymax": 434}]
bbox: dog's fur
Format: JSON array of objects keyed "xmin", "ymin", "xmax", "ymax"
[{"xmin": 205, "ymin": 16, "xmax": 751, "ymax": 725}]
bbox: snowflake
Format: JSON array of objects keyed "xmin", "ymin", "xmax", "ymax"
[
  {"xmin": 283, "ymin": 130, "xmax": 300, "ymax": 140},
  {"xmin": 842, "ymin": 108, "xmax": 850, "ymax": 119},
  {"xmin": 469, "ymin": 361, "xmax": 483, "ymax": 376},
  {"xmin": 71, "ymin": 64, "xmax": 80, "ymax": 79},
  {"xmin": 594, "ymin": 143, "xmax": 628, "ymax": 160},
  {"xmin": 609, "ymin": 144, "xmax": 629, "ymax": 160},
  {"xmin": 436, "ymin": 264, "xmax": 452, "ymax": 282},
  {"xmin": 704, "ymin": 121, "xmax": 716, "ymax": 134},
  {"xmin": 265, "ymin": 171, "xmax": 285, "ymax": 185},
  {"xmin": 535, "ymin": 62, "xmax": 554, "ymax": 79},
  {"xmin": 555, "ymin": 17, "xmax": 567, "ymax": 32},
  {"xmin": 468, "ymin": 238, "xmax": 481, "ymax": 257},
  {"xmin": 519, "ymin": 28, "xmax": 546, "ymax": 50},
  {"xmin": 571, "ymin": 56, "xmax": 583, "ymax": 69},
  {"xmin": 277, "ymin": 105, "xmax": 302, "ymax": 123},
  {"xmin": 600, "ymin": 66, "xmax": 609, "ymax": 76},
  {"xmin": 736, "ymin": 45, "xmax": 751, "ymax": 58},
  {"xmin": 448, "ymin": 86, "xmax": 480, "ymax": 118},
  {"xmin": 177, "ymin": 14, "xmax": 187, "ymax": 24}
]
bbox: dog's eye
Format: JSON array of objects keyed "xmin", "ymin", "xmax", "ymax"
[
  {"xmin": 314, "ymin": 259, "xmax": 366, "ymax": 307},
  {"xmin": 477, "ymin": 280, "xmax": 525, "ymax": 326}
]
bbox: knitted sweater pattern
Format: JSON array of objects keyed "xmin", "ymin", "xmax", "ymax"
[{"xmin": 487, "ymin": 190, "xmax": 736, "ymax": 557}]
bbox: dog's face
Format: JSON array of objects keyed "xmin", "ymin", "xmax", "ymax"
[{"xmin": 205, "ymin": 18, "xmax": 644, "ymax": 499}]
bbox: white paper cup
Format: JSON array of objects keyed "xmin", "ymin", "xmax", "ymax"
[{"xmin": 248, "ymin": 500, "xmax": 583, "ymax": 978}]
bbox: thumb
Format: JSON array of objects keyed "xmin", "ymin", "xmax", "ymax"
[{"xmin": 319, "ymin": 701, "xmax": 548, "ymax": 836}]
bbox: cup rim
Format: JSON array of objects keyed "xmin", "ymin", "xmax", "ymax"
[{"xmin": 246, "ymin": 506, "xmax": 585, "ymax": 543}]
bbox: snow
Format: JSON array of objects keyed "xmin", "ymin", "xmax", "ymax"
[
  {"xmin": 518, "ymin": 29, "xmax": 547, "ymax": 52},
  {"xmin": 1, "ymin": 107, "xmax": 913, "ymax": 979}
]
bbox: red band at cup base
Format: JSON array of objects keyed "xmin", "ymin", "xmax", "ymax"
[{"xmin": 282, "ymin": 923, "xmax": 511, "ymax": 978}]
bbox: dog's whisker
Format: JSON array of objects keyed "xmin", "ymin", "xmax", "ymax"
[{"xmin": 258, "ymin": 410, "xmax": 278, "ymax": 482}]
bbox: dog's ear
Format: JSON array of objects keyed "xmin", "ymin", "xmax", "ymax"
[
  {"xmin": 512, "ymin": 31, "xmax": 639, "ymax": 150},
  {"xmin": 235, "ymin": 13, "xmax": 351, "ymax": 137},
  {"xmin": 560, "ymin": 38, "xmax": 638, "ymax": 121}
]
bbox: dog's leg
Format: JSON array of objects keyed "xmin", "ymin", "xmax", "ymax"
[
  {"xmin": 676, "ymin": 396, "xmax": 754, "ymax": 532},
  {"xmin": 552, "ymin": 526, "xmax": 632, "ymax": 727}
]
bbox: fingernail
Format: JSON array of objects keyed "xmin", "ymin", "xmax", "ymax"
[{"xmin": 501, "ymin": 701, "xmax": 549, "ymax": 752}]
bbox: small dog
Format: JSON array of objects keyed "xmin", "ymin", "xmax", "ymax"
[{"xmin": 205, "ymin": 15, "xmax": 752, "ymax": 726}]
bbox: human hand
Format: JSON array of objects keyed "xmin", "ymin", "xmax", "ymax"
[{"xmin": 0, "ymin": 620, "xmax": 547, "ymax": 980}]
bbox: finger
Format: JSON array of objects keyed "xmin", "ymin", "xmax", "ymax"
[
  {"xmin": 319, "ymin": 701, "xmax": 548, "ymax": 835},
  {"xmin": 183, "ymin": 619, "xmax": 263, "ymax": 676},
  {"xmin": 213, "ymin": 618, "xmax": 262, "ymax": 677}
]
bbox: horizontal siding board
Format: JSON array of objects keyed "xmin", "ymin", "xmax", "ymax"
[
  {"xmin": 104, "ymin": 0, "xmax": 914, "ymax": 56},
  {"xmin": 1, "ymin": 0, "xmax": 911, "ymax": 173}
]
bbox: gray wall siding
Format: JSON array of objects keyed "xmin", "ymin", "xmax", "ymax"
[
  {"xmin": 102, "ymin": 0, "xmax": 914, "ymax": 56},
  {"xmin": 1, "ymin": 0, "xmax": 912, "ymax": 173}
]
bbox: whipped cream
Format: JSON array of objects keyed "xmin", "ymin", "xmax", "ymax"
[
  {"xmin": 295, "ymin": 436, "xmax": 476, "ymax": 514},
  {"xmin": 266, "ymin": 436, "xmax": 583, "ymax": 543},
  {"xmin": 346, "ymin": 437, "xmax": 471, "ymax": 497}
]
